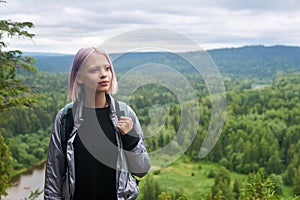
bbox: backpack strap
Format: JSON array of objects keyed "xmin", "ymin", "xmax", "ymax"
[
  {"xmin": 60, "ymin": 100, "xmax": 127, "ymax": 156},
  {"xmin": 61, "ymin": 101, "xmax": 127, "ymax": 154},
  {"xmin": 115, "ymin": 100, "xmax": 129, "ymax": 119},
  {"xmin": 60, "ymin": 102, "xmax": 74, "ymax": 156}
]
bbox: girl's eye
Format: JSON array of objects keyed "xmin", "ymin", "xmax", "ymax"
[
  {"xmin": 88, "ymin": 65, "xmax": 110, "ymax": 73},
  {"xmin": 89, "ymin": 68, "xmax": 99, "ymax": 73},
  {"xmin": 105, "ymin": 66, "xmax": 111, "ymax": 71}
]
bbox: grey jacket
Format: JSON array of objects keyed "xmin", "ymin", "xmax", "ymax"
[{"xmin": 44, "ymin": 94, "xmax": 151, "ymax": 200}]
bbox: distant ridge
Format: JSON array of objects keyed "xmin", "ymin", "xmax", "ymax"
[
  {"xmin": 208, "ymin": 45, "xmax": 300, "ymax": 77},
  {"xmin": 29, "ymin": 54, "xmax": 74, "ymax": 72},
  {"xmin": 26, "ymin": 45, "xmax": 300, "ymax": 77}
]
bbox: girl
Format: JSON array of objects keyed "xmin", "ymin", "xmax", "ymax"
[{"xmin": 44, "ymin": 47, "xmax": 150, "ymax": 200}]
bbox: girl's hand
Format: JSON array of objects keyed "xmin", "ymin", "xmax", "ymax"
[{"xmin": 117, "ymin": 116, "xmax": 133, "ymax": 135}]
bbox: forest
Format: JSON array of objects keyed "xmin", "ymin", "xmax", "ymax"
[
  {"xmin": 1, "ymin": 22, "xmax": 300, "ymax": 199},
  {"xmin": 1, "ymin": 54, "xmax": 300, "ymax": 200}
]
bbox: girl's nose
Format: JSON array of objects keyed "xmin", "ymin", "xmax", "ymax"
[{"xmin": 99, "ymin": 68, "xmax": 107, "ymax": 78}]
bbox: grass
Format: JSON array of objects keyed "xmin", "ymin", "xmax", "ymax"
[
  {"xmin": 139, "ymin": 156, "xmax": 246, "ymax": 199},
  {"xmin": 138, "ymin": 156, "xmax": 296, "ymax": 199},
  {"xmin": 152, "ymin": 161, "xmax": 216, "ymax": 198}
]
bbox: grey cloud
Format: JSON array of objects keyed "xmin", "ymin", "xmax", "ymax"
[
  {"xmin": 209, "ymin": 0, "xmax": 300, "ymax": 11},
  {"xmin": 1, "ymin": 0, "xmax": 300, "ymax": 53}
]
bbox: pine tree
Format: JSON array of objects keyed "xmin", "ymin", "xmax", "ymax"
[
  {"xmin": 0, "ymin": 19, "xmax": 38, "ymax": 198},
  {"xmin": 211, "ymin": 167, "xmax": 234, "ymax": 200},
  {"xmin": 0, "ymin": 132, "xmax": 13, "ymax": 198},
  {"xmin": 233, "ymin": 179, "xmax": 241, "ymax": 200},
  {"xmin": 0, "ymin": 20, "xmax": 39, "ymax": 112},
  {"xmin": 240, "ymin": 169, "xmax": 279, "ymax": 200},
  {"xmin": 293, "ymin": 166, "xmax": 300, "ymax": 196},
  {"xmin": 140, "ymin": 175, "xmax": 161, "ymax": 200}
]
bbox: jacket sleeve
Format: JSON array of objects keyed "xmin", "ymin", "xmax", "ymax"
[
  {"xmin": 44, "ymin": 109, "xmax": 66, "ymax": 200},
  {"xmin": 125, "ymin": 106, "xmax": 151, "ymax": 178}
]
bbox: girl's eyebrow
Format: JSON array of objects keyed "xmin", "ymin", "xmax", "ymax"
[
  {"xmin": 92, "ymin": 63, "xmax": 111, "ymax": 68},
  {"xmin": 101, "ymin": 63, "xmax": 111, "ymax": 67}
]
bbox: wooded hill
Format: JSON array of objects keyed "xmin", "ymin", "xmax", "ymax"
[{"xmin": 27, "ymin": 45, "xmax": 300, "ymax": 79}]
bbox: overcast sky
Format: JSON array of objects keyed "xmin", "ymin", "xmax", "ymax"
[{"xmin": 1, "ymin": 0, "xmax": 300, "ymax": 54}]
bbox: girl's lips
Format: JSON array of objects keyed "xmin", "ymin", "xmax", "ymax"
[{"xmin": 98, "ymin": 81, "xmax": 109, "ymax": 86}]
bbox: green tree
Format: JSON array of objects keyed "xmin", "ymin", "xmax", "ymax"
[
  {"xmin": 0, "ymin": 132, "xmax": 13, "ymax": 198},
  {"xmin": 284, "ymin": 163, "xmax": 297, "ymax": 186},
  {"xmin": 267, "ymin": 150, "xmax": 282, "ymax": 174},
  {"xmin": 0, "ymin": 19, "xmax": 37, "ymax": 198},
  {"xmin": 269, "ymin": 174, "xmax": 283, "ymax": 195},
  {"xmin": 284, "ymin": 153, "xmax": 300, "ymax": 186},
  {"xmin": 233, "ymin": 179, "xmax": 241, "ymax": 200},
  {"xmin": 211, "ymin": 167, "xmax": 233, "ymax": 200},
  {"xmin": 0, "ymin": 20, "xmax": 38, "ymax": 112},
  {"xmin": 293, "ymin": 166, "xmax": 300, "ymax": 196},
  {"xmin": 140, "ymin": 175, "xmax": 161, "ymax": 200},
  {"xmin": 240, "ymin": 169, "xmax": 279, "ymax": 200}
]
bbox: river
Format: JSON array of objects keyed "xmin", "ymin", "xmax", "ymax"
[{"xmin": 2, "ymin": 164, "xmax": 45, "ymax": 200}]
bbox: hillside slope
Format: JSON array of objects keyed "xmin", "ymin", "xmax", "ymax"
[{"xmin": 26, "ymin": 45, "xmax": 300, "ymax": 78}]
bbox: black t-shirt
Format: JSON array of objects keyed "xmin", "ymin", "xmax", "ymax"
[
  {"xmin": 74, "ymin": 106, "xmax": 117, "ymax": 200},
  {"xmin": 73, "ymin": 106, "xmax": 139, "ymax": 200}
]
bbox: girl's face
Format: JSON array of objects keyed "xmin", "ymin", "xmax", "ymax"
[{"xmin": 77, "ymin": 53, "xmax": 112, "ymax": 95}]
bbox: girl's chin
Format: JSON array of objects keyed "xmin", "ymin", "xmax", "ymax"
[
  {"xmin": 84, "ymin": 88, "xmax": 109, "ymax": 95},
  {"xmin": 96, "ymin": 86, "xmax": 109, "ymax": 92}
]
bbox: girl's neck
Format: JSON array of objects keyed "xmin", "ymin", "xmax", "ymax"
[{"xmin": 84, "ymin": 92, "xmax": 107, "ymax": 108}]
